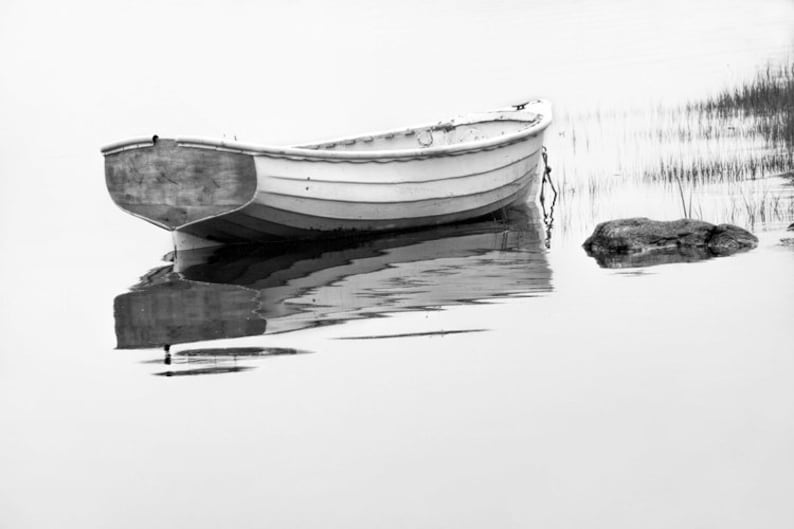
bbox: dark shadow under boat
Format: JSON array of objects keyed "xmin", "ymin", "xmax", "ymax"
[{"xmin": 114, "ymin": 203, "xmax": 552, "ymax": 350}]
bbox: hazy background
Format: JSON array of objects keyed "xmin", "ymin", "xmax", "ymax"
[
  {"xmin": 1, "ymin": 1, "xmax": 793, "ymax": 528},
  {"xmin": 1, "ymin": 0, "xmax": 792, "ymax": 259}
]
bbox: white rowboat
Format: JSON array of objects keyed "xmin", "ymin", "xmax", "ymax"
[{"xmin": 102, "ymin": 99, "xmax": 552, "ymax": 249}]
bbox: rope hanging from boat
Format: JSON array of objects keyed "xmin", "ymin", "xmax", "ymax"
[
  {"xmin": 539, "ymin": 146, "xmax": 557, "ymax": 249},
  {"xmin": 540, "ymin": 146, "xmax": 556, "ymax": 195}
]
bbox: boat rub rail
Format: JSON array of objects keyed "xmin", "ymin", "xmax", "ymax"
[{"xmin": 100, "ymin": 101, "xmax": 551, "ymax": 163}]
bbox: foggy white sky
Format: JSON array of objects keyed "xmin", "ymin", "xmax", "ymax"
[
  {"xmin": 1, "ymin": 5, "xmax": 793, "ymax": 529},
  {"xmin": 1, "ymin": 0, "xmax": 791, "ymax": 148}
]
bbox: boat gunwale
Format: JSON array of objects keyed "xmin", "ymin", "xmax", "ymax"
[{"xmin": 100, "ymin": 100, "xmax": 552, "ymax": 161}]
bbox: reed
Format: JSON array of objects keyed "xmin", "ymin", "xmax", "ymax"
[
  {"xmin": 646, "ymin": 152, "xmax": 793, "ymax": 184},
  {"xmin": 544, "ymin": 59, "xmax": 794, "ymax": 241},
  {"xmin": 688, "ymin": 62, "xmax": 794, "ymax": 148},
  {"xmin": 675, "ymin": 177, "xmax": 693, "ymax": 218},
  {"xmin": 690, "ymin": 64, "xmax": 794, "ymax": 115}
]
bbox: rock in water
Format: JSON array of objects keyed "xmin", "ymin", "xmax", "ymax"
[
  {"xmin": 707, "ymin": 224, "xmax": 759, "ymax": 255},
  {"xmin": 583, "ymin": 218, "xmax": 757, "ymax": 268}
]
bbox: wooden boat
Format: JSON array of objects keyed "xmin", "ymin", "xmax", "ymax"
[
  {"xmin": 102, "ymin": 100, "xmax": 552, "ymax": 249},
  {"xmin": 113, "ymin": 203, "xmax": 551, "ymax": 349}
]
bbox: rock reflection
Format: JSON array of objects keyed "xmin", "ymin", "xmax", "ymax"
[
  {"xmin": 586, "ymin": 247, "xmax": 717, "ymax": 268},
  {"xmin": 114, "ymin": 202, "xmax": 552, "ymax": 356}
]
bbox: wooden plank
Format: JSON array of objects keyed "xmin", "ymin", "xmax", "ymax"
[{"xmin": 105, "ymin": 139, "xmax": 257, "ymax": 229}]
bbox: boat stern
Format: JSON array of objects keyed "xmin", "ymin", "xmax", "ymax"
[{"xmin": 102, "ymin": 137, "xmax": 258, "ymax": 230}]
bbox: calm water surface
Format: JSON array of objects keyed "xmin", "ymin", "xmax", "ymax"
[{"xmin": 1, "ymin": 1, "xmax": 794, "ymax": 528}]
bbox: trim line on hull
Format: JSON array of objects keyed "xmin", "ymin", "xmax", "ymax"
[
  {"xmin": 263, "ymin": 146, "xmax": 541, "ymax": 185},
  {"xmin": 175, "ymin": 175, "xmax": 538, "ymax": 247},
  {"xmin": 257, "ymin": 151, "xmax": 540, "ymax": 207},
  {"xmin": 180, "ymin": 133, "xmax": 541, "ymax": 164}
]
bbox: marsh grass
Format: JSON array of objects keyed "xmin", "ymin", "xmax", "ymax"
[
  {"xmin": 547, "ymin": 60, "xmax": 794, "ymax": 240},
  {"xmin": 709, "ymin": 65, "xmax": 793, "ymax": 111},
  {"xmin": 652, "ymin": 63, "xmax": 794, "ymax": 183}
]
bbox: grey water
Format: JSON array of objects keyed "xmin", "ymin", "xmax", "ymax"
[{"xmin": 2, "ymin": 1, "xmax": 794, "ymax": 528}]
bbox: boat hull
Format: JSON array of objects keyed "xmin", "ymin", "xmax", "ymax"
[
  {"xmin": 174, "ymin": 140, "xmax": 543, "ymax": 248},
  {"xmin": 103, "ymin": 100, "xmax": 552, "ymax": 250}
]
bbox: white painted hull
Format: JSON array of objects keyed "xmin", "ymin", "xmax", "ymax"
[{"xmin": 103, "ymin": 100, "xmax": 552, "ymax": 250}]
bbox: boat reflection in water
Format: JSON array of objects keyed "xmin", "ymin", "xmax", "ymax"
[{"xmin": 114, "ymin": 202, "xmax": 552, "ymax": 375}]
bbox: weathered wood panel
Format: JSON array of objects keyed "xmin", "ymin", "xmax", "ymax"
[
  {"xmin": 105, "ymin": 139, "xmax": 257, "ymax": 229},
  {"xmin": 114, "ymin": 277, "xmax": 268, "ymax": 349}
]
